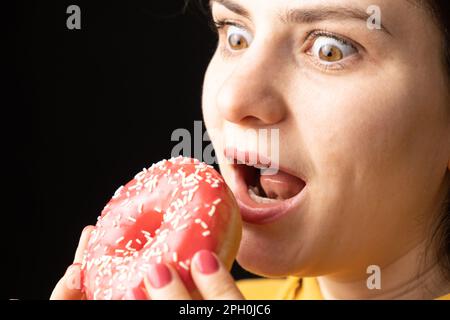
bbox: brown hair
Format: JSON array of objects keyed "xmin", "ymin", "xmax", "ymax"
[{"xmin": 417, "ymin": 0, "xmax": 450, "ymax": 280}]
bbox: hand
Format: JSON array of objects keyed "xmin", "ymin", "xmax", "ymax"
[
  {"xmin": 144, "ymin": 250, "xmax": 244, "ymax": 300},
  {"xmin": 50, "ymin": 225, "xmax": 94, "ymax": 300}
]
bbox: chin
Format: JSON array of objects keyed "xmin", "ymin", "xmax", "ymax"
[{"xmin": 235, "ymin": 224, "xmax": 308, "ymax": 277}]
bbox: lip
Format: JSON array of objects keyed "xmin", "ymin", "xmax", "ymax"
[{"xmin": 224, "ymin": 147, "xmax": 308, "ymax": 225}]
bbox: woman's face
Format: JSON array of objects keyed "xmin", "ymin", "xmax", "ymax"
[{"xmin": 202, "ymin": 0, "xmax": 450, "ymax": 279}]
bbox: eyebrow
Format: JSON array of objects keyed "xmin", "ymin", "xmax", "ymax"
[{"xmin": 210, "ymin": 0, "xmax": 392, "ymax": 36}]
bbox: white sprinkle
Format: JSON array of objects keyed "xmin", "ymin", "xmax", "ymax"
[
  {"xmin": 202, "ymin": 230, "xmax": 211, "ymax": 237},
  {"xmin": 208, "ymin": 205, "xmax": 216, "ymax": 217},
  {"xmin": 120, "ymin": 199, "xmax": 130, "ymax": 207},
  {"xmin": 172, "ymin": 252, "xmax": 178, "ymax": 262},
  {"xmin": 93, "ymin": 288, "xmax": 101, "ymax": 300},
  {"xmin": 193, "ymin": 206, "xmax": 200, "ymax": 212},
  {"xmin": 113, "ymin": 185, "xmax": 124, "ymax": 198},
  {"xmin": 212, "ymin": 198, "xmax": 222, "ymax": 205},
  {"xmin": 156, "ymin": 256, "xmax": 162, "ymax": 264},
  {"xmin": 134, "ymin": 171, "xmax": 146, "ymax": 181},
  {"xmin": 194, "ymin": 218, "xmax": 201, "ymax": 224},
  {"xmin": 144, "ymin": 239, "xmax": 153, "ymax": 248},
  {"xmin": 200, "ymin": 221, "xmax": 208, "ymax": 229},
  {"xmin": 115, "ymin": 236, "xmax": 125, "ymax": 244},
  {"xmin": 179, "ymin": 261, "xmax": 189, "ymax": 270},
  {"xmin": 154, "ymin": 207, "xmax": 162, "ymax": 213},
  {"xmin": 183, "ymin": 213, "xmax": 191, "ymax": 220},
  {"xmin": 170, "ymin": 215, "xmax": 181, "ymax": 229},
  {"xmin": 127, "ymin": 216, "xmax": 137, "ymax": 223},
  {"xmin": 125, "ymin": 240, "xmax": 133, "ymax": 250},
  {"xmin": 175, "ymin": 224, "xmax": 188, "ymax": 232},
  {"xmin": 138, "ymin": 203, "xmax": 144, "ymax": 214},
  {"xmin": 144, "ymin": 180, "xmax": 152, "ymax": 189},
  {"xmin": 136, "ymin": 239, "xmax": 142, "ymax": 245}
]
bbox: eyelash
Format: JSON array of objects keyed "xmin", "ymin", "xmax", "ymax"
[
  {"xmin": 304, "ymin": 30, "xmax": 359, "ymax": 71},
  {"xmin": 211, "ymin": 19, "xmax": 247, "ymax": 58},
  {"xmin": 212, "ymin": 18, "xmax": 240, "ymax": 31},
  {"xmin": 211, "ymin": 18, "xmax": 360, "ymax": 70}
]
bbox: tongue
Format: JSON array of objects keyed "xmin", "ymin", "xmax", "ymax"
[{"xmin": 259, "ymin": 170, "xmax": 305, "ymax": 200}]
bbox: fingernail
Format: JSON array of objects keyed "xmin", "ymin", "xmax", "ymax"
[
  {"xmin": 65, "ymin": 263, "xmax": 81, "ymax": 274},
  {"xmin": 195, "ymin": 250, "xmax": 219, "ymax": 274},
  {"xmin": 82, "ymin": 226, "xmax": 91, "ymax": 235},
  {"xmin": 65, "ymin": 264, "xmax": 81, "ymax": 290},
  {"xmin": 146, "ymin": 264, "xmax": 172, "ymax": 289}
]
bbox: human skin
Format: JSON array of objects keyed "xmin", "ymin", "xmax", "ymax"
[
  {"xmin": 52, "ymin": 0, "xmax": 450, "ymax": 299},
  {"xmin": 202, "ymin": 0, "xmax": 450, "ymax": 298}
]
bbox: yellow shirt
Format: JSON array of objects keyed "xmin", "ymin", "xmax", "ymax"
[{"xmin": 236, "ymin": 277, "xmax": 450, "ymax": 300}]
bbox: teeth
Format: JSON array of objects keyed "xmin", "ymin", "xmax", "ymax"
[
  {"xmin": 253, "ymin": 164, "xmax": 269, "ymax": 169},
  {"xmin": 248, "ymin": 187, "xmax": 279, "ymax": 204},
  {"xmin": 260, "ymin": 167, "xmax": 279, "ymax": 176}
]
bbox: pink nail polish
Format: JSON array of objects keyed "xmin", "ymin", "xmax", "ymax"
[
  {"xmin": 195, "ymin": 250, "xmax": 219, "ymax": 274},
  {"xmin": 147, "ymin": 264, "xmax": 172, "ymax": 288}
]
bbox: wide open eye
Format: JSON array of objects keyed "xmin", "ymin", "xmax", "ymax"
[
  {"xmin": 310, "ymin": 36, "xmax": 357, "ymax": 63},
  {"xmin": 226, "ymin": 25, "xmax": 253, "ymax": 51}
]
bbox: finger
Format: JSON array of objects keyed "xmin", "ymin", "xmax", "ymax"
[
  {"xmin": 74, "ymin": 225, "xmax": 94, "ymax": 263},
  {"xmin": 50, "ymin": 226, "xmax": 94, "ymax": 300},
  {"xmin": 50, "ymin": 263, "xmax": 83, "ymax": 300},
  {"xmin": 191, "ymin": 250, "xmax": 244, "ymax": 300},
  {"xmin": 144, "ymin": 263, "xmax": 192, "ymax": 300}
]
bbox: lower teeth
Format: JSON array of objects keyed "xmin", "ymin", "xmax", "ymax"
[{"xmin": 248, "ymin": 186, "xmax": 279, "ymax": 203}]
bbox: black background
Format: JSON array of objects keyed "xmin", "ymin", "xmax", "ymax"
[{"xmin": 5, "ymin": 0, "xmax": 256, "ymax": 299}]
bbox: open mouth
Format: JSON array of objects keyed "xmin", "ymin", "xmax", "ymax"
[
  {"xmin": 226, "ymin": 149, "xmax": 308, "ymax": 224},
  {"xmin": 236, "ymin": 163, "xmax": 306, "ymax": 204}
]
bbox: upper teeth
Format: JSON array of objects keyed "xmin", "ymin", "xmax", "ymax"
[{"xmin": 253, "ymin": 164, "xmax": 270, "ymax": 169}]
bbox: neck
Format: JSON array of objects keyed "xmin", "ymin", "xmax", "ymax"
[{"xmin": 317, "ymin": 241, "xmax": 450, "ymax": 300}]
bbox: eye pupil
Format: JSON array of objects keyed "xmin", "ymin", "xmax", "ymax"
[
  {"xmin": 320, "ymin": 45, "xmax": 344, "ymax": 62},
  {"xmin": 228, "ymin": 33, "xmax": 248, "ymax": 50},
  {"xmin": 319, "ymin": 44, "xmax": 343, "ymax": 62}
]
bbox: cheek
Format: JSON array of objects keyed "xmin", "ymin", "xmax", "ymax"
[
  {"xmin": 202, "ymin": 54, "xmax": 227, "ymax": 132},
  {"xmin": 300, "ymin": 74, "xmax": 424, "ymax": 189},
  {"xmin": 296, "ymin": 70, "xmax": 447, "ymax": 250}
]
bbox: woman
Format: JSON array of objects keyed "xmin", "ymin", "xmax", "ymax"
[{"xmin": 51, "ymin": 0, "xmax": 450, "ymax": 299}]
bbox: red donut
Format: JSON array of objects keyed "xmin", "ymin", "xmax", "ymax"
[{"xmin": 81, "ymin": 156, "xmax": 242, "ymax": 300}]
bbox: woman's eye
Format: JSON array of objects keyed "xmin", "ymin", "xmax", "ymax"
[
  {"xmin": 226, "ymin": 25, "xmax": 252, "ymax": 51},
  {"xmin": 310, "ymin": 36, "xmax": 357, "ymax": 63}
]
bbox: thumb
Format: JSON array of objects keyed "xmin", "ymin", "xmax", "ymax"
[{"xmin": 50, "ymin": 226, "xmax": 94, "ymax": 300}]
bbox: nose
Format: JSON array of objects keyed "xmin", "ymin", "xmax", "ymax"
[{"xmin": 216, "ymin": 50, "xmax": 288, "ymax": 126}]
